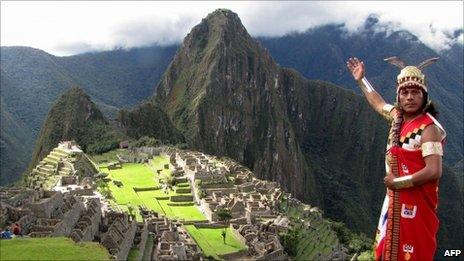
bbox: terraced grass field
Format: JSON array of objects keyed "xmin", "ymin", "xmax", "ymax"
[
  {"xmin": 157, "ymin": 199, "xmax": 206, "ymax": 221},
  {"xmin": 148, "ymin": 156, "xmax": 171, "ymax": 177},
  {"xmin": 0, "ymin": 237, "xmax": 110, "ymax": 260},
  {"xmin": 184, "ymin": 225, "xmax": 247, "ymax": 260},
  {"xmin": 101, "ymin": 157, "xmax": 205, "ymax": 221}
]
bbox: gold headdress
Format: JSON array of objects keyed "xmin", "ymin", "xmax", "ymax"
[{"xmin": 384, "ymin": 56, "xmax": 439, "ymax": 93}]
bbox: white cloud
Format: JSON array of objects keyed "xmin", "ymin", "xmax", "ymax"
[
  {"xmin": 110, "ymin": 13, "xmax": 198, "ymax": 48},
  {"xmin": 1, "ymin": 1, "xmax": 462, "ymax": 56}
]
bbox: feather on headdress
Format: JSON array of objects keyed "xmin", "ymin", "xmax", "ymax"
[{"xmin": 384, "ymin": 56, "xmax": 439, "ymax": 92}]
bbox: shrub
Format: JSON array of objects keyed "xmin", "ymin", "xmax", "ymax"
[
  {"xmin": 130, "ymin": 136, "xmax": 161, "ymax": 147},
  {"xmin": 176, "ymin": 188, "xmax": 192, "ymax": 194},
  {"xmin": 100, "ymin": 188, "xmax": 113, "ymax": 199},
  {"xmin": 87, "ymin": 139, "xmax": 119, "ymax": 155},
  {"xmin": 170, "ymin": 195, "xmax": 193, "ymax": 202}
]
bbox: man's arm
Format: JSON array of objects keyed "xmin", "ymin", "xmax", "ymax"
[
  {"xmin": 410, "ymin": 124, "xmax": 443, "ymax": 185},
  {"xmin": 346, "ymin": 57, "xmax": 394, "ymax": 119},
  {"xmin": 384, "ymin": 125, "xmax": 443, "ymax": 189}
]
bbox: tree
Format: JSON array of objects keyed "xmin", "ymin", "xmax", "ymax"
[
  {"xmin": 127, "ymin": 204, "xmax": 136, "ymax": 220},
  {"xmin": 216, "ymin": 208, "xmax": 232, "ymax": 244}
]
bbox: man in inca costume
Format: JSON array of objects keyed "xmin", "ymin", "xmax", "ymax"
[{"xmin": 347, "ymin": 57, "xmax": 446, "ymax": 261}]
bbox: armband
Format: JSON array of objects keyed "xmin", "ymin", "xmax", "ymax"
[
  {"xmin": 381, "ymin": 104, "xmax": 395, "ymax": 121},
  {"xmin": 421, "ymin": 142, "xmax": 443, "ymax": 157},
  {"xmin": 382, "ymin": 104, "xmax": 394, "ymax": 114},
  {"xmin": 359, "ymin": 77, "xmax": 374, "ymax": 93},
  {"xmin": 393, "ymin": 175, "xmax": 414, "ymax": 189}
]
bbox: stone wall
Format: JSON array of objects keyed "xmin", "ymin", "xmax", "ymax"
[
  {"xmin": 204, "ymin": 188, "xmax": 238, "ymax": 196},
  {"xmin": 17, "ymin": 214, "xmax": 37, "ymax": 235},
  {"xmin": 230, "ymin": 224, "xmax": 248, "ymax": 245},
  {"xmin": 132, "ymin": 146, "xmax": 162, "ymax": 156},
  {"xmin": 193, "ymin": 223, "xmax": 227, "ymax": 229},
  {"xmin": 256, "ymin": 249, "xmax": 286, "ymax": 261},
  {"xmin": 70, "ymin": 199, "xmax": 102, "ymax": 242},
  {"xmin": 133, "ymin": 187, "xmax": 160, "ymax": 192},
  {"xmin": 116, "ymin": 220, "xmax": 137, "ymax": 260},
  {"xmin": 134, "ymin": 222, "xmax": 149, "ymax": 261},
  {"xmin": 69, "ymin": 188, "xmax": 94, "ymax": 196},
  {"xmin": 25, "ymin": 191, "xmax": 63, "ymax": 218},
  {"xmin": 101, "ymin": 213, "xmax": 137, "ymax": 260},
  {"xmin": 61, "ymin": 176, "xmax": 77, "ymax": 186},
  {"xmin": 51, "ymin": 199, "xmax": 85, "ymax": 236}
]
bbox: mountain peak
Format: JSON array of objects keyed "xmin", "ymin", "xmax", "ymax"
[
  {"xmin": 363, "ymin": 14, "xmax": 380, "ymax": 30},
  {"xmin": 204, "ymin": 8, "xmax": 243, "ymax": 29},
  {"xmin": 26, "ymin": 87, "xmax": 121, "ymax": 175},
  {"xmin": 182, "ymin": 9, "xmax": 249, "ymax": 52},
  {"xmin": 62, "ymin": 86, "xmax": 89, "ymax": 98},
  {"xmin": 57, "ymin": 87, "xmax": 105, "ymax": 122}
]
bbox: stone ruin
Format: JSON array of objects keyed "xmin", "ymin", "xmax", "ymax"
[
  {"xmin": 230, "ymin": 223, "xmax": 287, "ymax": 261},
  {"xmin": 116, "ymin": 146, "xmax": 165, "ymax": 165},
  {"xmin": 100, "ymin": 212, "xmax": 137, "ymax": 260},
  {"xmin": 2, "ymin": 144, "xmax": 351, "ymax": 260},
  {"xmin": 25, "ymin": 141, "xmax": 98, "ymax": 191},
  {"xmin": 107, "ymin": 162, "xmax": 122, "ymax": 170},
  {"xmin": 69, "ymin": 198, "xmax": 102, "ymax": 242},
  {"xmin": 1, "ymin": 188, "xmax": 85, "ymax": 238},
  {"xmin": 120, "ymin": 209, "xmax": 202, "ymax": 261},
  {"xmin": 0, "ymin": 187, "xmax": 154, "ymax": 260},
  {"xmin": 131, "ymin": 221, "xmax": 149, "ymax": 261},
  {"xmin": 151, "ymin": 223, "xmax": 201, "ymax": 260}
]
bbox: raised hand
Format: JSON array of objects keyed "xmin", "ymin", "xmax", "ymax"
[{"xmin": 346, "ymin": 57, "xmax": 365, "ymax": 81}]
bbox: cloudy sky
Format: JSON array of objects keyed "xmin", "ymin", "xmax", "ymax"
[{"xmin": 1, "ymin": 1, "xmax": 463, "ymax": 56}]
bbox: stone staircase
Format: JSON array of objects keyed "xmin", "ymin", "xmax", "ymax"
[{"xmin": 28, "ymin": 147, "xmax": 74, "ymax": 189}]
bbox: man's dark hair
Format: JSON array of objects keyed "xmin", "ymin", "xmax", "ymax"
[
  {"xmin": 396, "ymin": 88, "xmax": 439, "ymax": 117},
  {"xmin": 421, "ymin": 91, "xmax": 439, "ymax": 118}
]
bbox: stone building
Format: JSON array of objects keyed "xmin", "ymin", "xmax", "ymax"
[
  {"xmin": 69, "ymin": 198, "xmax": 102, "ymax": 242},
  {"xmin": 100, "ymin": 212, "xmax": 137, "ymax": 260},
  {"xmin": 26, "ymin": 141, "xmax": 98, "ymax": 190}
]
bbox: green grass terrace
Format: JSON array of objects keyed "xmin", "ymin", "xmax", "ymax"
[
  {"xmin": 0, "ymin": 237, "xmax": 110, "ymax": 260},
  {"xmin": 184, "ymin": 225, "xmax": 247, "ymax": 260},
  {"xmin": 99, "ymin": 156, "xmax": 206, "ymax": 222}
]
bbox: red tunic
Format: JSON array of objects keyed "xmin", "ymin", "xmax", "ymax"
[{"xmin": 375, "ymin": 113, "xmax": 446, "ymax": 261}]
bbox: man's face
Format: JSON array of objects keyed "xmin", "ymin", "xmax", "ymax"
[{"xmin": 398, "ymin": 86, "xmax": 424, "ymax": 114}]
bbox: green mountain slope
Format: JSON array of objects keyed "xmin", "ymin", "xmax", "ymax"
[
  {"xmin": 118, "ymin": 100, "xmax": 184, "ymax": 144},
  {"xmin": 0, "ymin": 98, "xmax": 34, "ymax": 185},
  {"xmin": 27, "ymin": 87, "xmax": 123, "ymax": 174}
]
